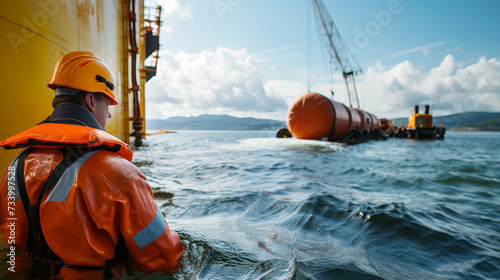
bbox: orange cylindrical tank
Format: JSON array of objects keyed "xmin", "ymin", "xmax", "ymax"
[
  {"xmin": 366, "ymin": 112, "xmax": 375, "ymax": 129},
  {"xmin": 343, "ymin": 104, "xmax": 362, "ymax": 131},
  {"xmin": 287, "ymin": 92, "xmax": 335, "ymax": 140},
  {"xmin": 355, "ymin": 109, "xmax": 365, "ymax": 130},
  {"xmin": 371, "ymin": 114, "xmax": 379, "ymax": 129},
  {"xmin": 329, "ymin": 100, "xmax": 350, "ymax": 141},
  {"xmin": 286, "ymin": 92, "xmax": 379, "ymax": 141},
  {"xmin": 357, "ymin": 110, "xmax": 372, "ymax": 130}
]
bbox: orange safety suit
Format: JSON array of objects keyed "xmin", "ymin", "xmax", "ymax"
[{"xmin": 0, "ymin": 103, "xmax": 184, "ymax": 271}]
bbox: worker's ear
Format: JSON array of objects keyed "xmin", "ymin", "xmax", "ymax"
[{"xmin": 84, "ymin": 92, "xmax": 97, "ymax": 113}]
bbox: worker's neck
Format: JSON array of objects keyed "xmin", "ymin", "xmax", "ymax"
[{"xmin": 47, "ymin": 103, "xmax": 103, "ymax": 130}]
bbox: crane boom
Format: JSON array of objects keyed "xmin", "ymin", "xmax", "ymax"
[{"xmin": 311, "ymin": 0, "xmax": 362, "ymax": 108}]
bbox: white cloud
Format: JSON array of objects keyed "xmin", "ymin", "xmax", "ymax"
[
  {"xmin": 163, "ymin": 0, "xmax": 192, "ymax": 18},
  {"xmin": 362, "ymin": 55, "xmax": 500, "ymax": 118},
  {"xmin": 154, "ymin": 0, "xmax": 192, "ymax": 33},
  {"xmin": 146, "ymin": 48, "xmax": 288, "ymax": 119},
  {"xmin": 147, "ymin": 50, "xmax": 500, "ymax": 121}
]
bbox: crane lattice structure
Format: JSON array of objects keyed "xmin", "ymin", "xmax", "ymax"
[{"xmin": 311, "ymin": 0, "xmax": 362, "ymax": 109}]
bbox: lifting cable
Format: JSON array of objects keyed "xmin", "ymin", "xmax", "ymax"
[
  {"xmin": 317, "ymin": 24, "xmax": 335, "ymax": 98},
  {"xmin": 307, "ymin": 0, "xmax": 311, "ymax": 92},
  {"xmin": 307, "ymin": 0, "xmax": 335, "ymax": 98}
]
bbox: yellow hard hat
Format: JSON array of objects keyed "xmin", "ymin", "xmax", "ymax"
[{"xmin": 48, "ymin": 51, "xmax": 118, "ymax": 105}]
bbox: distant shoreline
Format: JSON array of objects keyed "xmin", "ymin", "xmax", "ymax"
[
  {"xmin": 449, "ymin": 127, "xmax": 500, "ymax": 132},
  {"xmin": 147, "ymin": 112, "xmax": 500, "ymax": 131}
]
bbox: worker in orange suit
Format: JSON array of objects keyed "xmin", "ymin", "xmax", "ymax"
[{"xmin": 0, "ymin": 51, "xmax": 184, "ymax": 272}]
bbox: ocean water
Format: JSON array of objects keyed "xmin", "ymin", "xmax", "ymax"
[{"xmin": 1, "ymin": 130, "xmax": 499, "ymax": 279}]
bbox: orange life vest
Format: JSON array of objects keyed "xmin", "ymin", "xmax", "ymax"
[
  {"xmin": 0, "ymin": 121, "xmax": 184, "ymax": 271},
  {"xmin": 0, "ymin": 122, "xmax": 133, "ymax": 161}
]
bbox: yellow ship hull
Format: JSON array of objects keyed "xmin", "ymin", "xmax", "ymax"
[{"xmin": 0, "ymin": 0, "xmax": 150, "ymax": 170}]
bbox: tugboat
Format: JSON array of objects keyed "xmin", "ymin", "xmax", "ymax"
[{"xmin": 397, "ymin": 105, "xmax": 445, "ymax": 140}]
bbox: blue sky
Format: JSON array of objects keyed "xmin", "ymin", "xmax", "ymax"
[{"xmin": 145, "ymin": 0, "xmax": 500, "ymax": 120}]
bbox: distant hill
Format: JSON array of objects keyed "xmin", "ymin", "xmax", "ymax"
[
  {"xmin": 147, "ymin": 114, "xmax": 286, "ymax": 130},
  {"xmin": 390, "ymin": 112, "xmax": 500, "ymax": 131},
  {"xmin": 146, "ymin": 112, "xmax": 500, "ymax": 131},
  {"xmin": 459, "ymin": 118, "xmax": 500, "ymax": 131}
]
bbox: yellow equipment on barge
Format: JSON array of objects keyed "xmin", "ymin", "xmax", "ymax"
[
  {"xmin": 0, "ymin": 0, "xmax": 162, "ymax": 171},
  {"xmin": 397, "ymin": 105, "xmax": 445, "ymax": 140}
]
